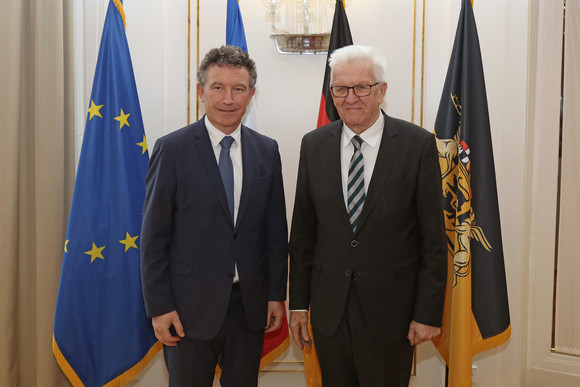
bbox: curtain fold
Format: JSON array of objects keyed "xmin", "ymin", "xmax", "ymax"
[
  {"xmin": 0, "ymin": 1, "xmax": 74, "ymax": 386},
  {"xmin": 555, "ymin": 0, "xmax": 580, "ymax": 356}
]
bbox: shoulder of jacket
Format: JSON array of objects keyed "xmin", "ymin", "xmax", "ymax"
[
  {"xmin": 303, "ymin": 121, "xmax": 341, "ymax": 142},
  {"xmin": 156, "ymin": 122, "xmax": 200, "ymax": 147},
  {"xmin": 242, "ymin": 126, "xmax": 279, "ymax": 151}
]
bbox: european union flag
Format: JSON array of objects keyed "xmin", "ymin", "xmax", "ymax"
[{"xmin": 53, "ymin": 1, "xmax": 160, "ymax": 386}]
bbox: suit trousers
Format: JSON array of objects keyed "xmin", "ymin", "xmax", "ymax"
[
  {"xmin": 163, "ymin": 287, "xmax": 265, "ymax": 387},
  {"xmin": 313, "ymin": 282, "xmax": 415, "ymax": 387}
]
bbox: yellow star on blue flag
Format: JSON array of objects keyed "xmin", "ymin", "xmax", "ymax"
[
  {"xmin": 137, "ymin": 135, "xmax": 148, "ymax": 155},
  {"xmin": 84, "ymin": 242, "xmax": 106, "ymax": 263},
  {"xmin": 114, "ymin": 108, "xmax": 131, "ymax": 129},
  {"xmin": 119, "ymin": 232, "xmax": 139, "ymax": 252},
  {"xmin": 88, "ymin": 100, "xmax": 104, "ymax": 120}
]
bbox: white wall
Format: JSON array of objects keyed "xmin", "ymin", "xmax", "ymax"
[{"xmin": 75, "ymin": 0, "xmax": 580, "ymax": 386}]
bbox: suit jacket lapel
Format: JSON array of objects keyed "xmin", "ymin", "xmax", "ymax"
[
  {"xmin": 355, "ymin": 113, "xmax": 399, "ymax": 235},
  {"xmin": 192, "ymin": 119, "xmax": 234, "ymax": 226},
  {"xmin": 236, "ymin": 125, "xmax": 254, "ymax": 229}
]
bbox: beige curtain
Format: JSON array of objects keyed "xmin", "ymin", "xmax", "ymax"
[
  {"xmin": 0, "ymin": 0, "xmax": 75, "ymax": 386},
  {"xmin": 555, "ymin": 0, "xmax": 580, "ymax": 356}
]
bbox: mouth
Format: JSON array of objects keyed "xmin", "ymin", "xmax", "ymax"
[{"xmin": 218, "ymin": 108, "xmax": 238, "ymax": 114}]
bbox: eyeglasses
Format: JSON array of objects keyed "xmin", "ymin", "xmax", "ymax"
[{"xmin": 330, "ymin": 82, "xmax": 380, "ymax": 98}]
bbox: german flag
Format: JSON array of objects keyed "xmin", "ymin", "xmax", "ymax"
[
  {"xmin": 316, "ymin": 0, "xmax": 353, "ymax": 128},
  {"xmin": 432, "ymin": 0, "xmax": 511, "ymax": 386}
]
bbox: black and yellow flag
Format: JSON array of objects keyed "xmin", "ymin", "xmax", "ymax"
[{"xmin": 432, "ymin": 0, "xmax": 510, "ymax": 385}]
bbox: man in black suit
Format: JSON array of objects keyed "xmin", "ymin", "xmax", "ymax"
[
  {"xmin": 140, "ymin": 45, "xmax": 288, "ymax": 387},
  {"xmin": 289, "ymin": 45, "xmax": 447, "ymax": 386}
]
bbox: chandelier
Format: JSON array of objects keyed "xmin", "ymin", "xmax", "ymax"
[{"xmin": 260, "ymin": 0, "xmax": 351, "ymax": 54}]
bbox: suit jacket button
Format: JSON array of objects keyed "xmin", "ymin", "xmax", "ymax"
[
  {"xmin": 351, "ymin": 240, "xmax": 358, "ymax": 247},
  {"xmin": 233, "ymin": 233, "xmax": 239, "ymax": 239}
]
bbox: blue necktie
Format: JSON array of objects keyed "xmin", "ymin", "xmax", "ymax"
[{"xmin": 219, "ymin": 136, "xmax": 235, "ymax": 221}]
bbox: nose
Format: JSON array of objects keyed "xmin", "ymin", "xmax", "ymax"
[
  {"xmin": 223, "ymin": 88, "xmax": 234, "ymax": 103},
  {"xmin": 344, "ymin": 88, "xmax": 359, "ymax": 103}
]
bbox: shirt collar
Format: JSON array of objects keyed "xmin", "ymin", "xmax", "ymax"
[
  {"xmin": 342, "ymin": 112, "xmax": 384, "ymax": 149},
  {"xmin": 205, "ymin": 115, "xmax": 242, "ymax": 148}
]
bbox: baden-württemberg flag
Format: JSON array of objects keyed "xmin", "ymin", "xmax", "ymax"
[
  {"xmin": 53, "ymin": 1, "xmax": 160, "ymax": 386},
  {"xmin": 432, "ymin": 0, "xmax": 510, "ymax": 386}
]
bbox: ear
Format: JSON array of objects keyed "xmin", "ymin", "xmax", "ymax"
[
  {"xmin": 197, "ymin": 83, "xmax": 205, "ymax": 102},
  {"xmin": 377, "ymin": 82, "xmax": 388, "ymax": 104},
  {"xmin": 248, "ymin": 87, "xmax": 256, "ymax": 101}
]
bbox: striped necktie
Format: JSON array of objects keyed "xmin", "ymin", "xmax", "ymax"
[{"xmin": 347, "ymin": 135, "xmax": 365, "ymax": 230}]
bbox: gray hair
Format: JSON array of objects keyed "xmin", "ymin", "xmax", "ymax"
[
  {"xmin": 328, "ymin": 45, "xmax": 388, "ymax": 85},
  {"xmin": 197, "ymin": 45, "xmax": 257, "ymax": 89}
]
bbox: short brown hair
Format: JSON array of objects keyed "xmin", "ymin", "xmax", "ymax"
[{"xmin": 197, "ymin": 45, "xmax": 257, "ymax": 89}]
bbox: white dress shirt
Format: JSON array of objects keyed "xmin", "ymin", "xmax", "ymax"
[{"xmin": 205, "ymin": 116, "xmax": 243, "ymax": 281}]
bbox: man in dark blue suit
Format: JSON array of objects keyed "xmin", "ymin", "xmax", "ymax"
[{"xmin": 140, "ymin": 45, "xmax": 288, "ymax": 387}]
